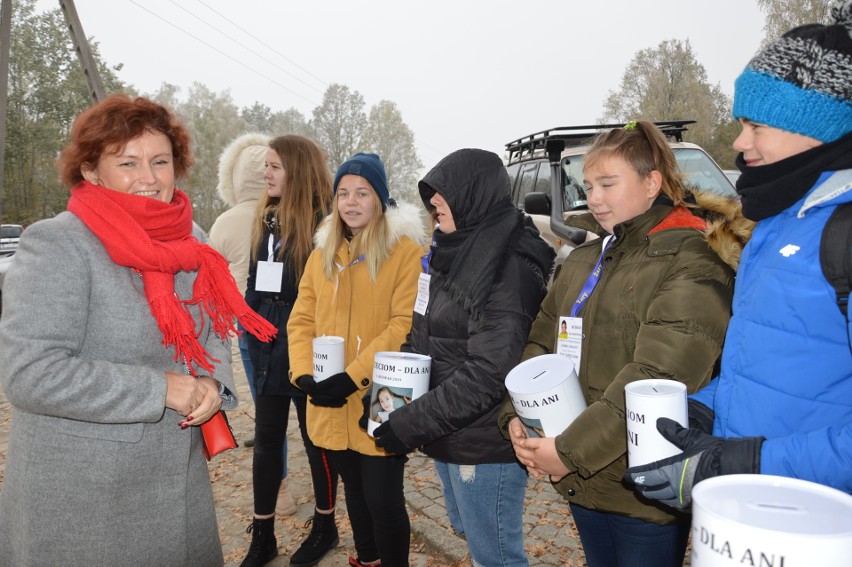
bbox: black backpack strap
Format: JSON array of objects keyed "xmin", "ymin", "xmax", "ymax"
[{"xmin": 820, "ymin": 203, "xmax": 852, "ymax": 344}]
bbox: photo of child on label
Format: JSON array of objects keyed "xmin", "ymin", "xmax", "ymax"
[{"xmin": 372, "ymin": 386, "xmax": 413, "ymax": 423}]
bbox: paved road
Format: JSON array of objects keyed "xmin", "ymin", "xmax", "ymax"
[
  {"xmin": 213, "ymin": 347, "xmax": 587, "ymax": 566},
  {"xmin": 0, "ymin": 346, "xmax": 589, "ymax": 566}
]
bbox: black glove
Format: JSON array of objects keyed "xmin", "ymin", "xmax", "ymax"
[
  {"xmin": 623, "ymin": 417, "xmax": 764, "ymax": 510},
  {"xmin": 358, "ymin": 390, "xmax": 371, "ymax": 431},
  {"xmin": 309, "ymin": 372, "xmax": 359, "ymax": 408},
  {"xmin": 373, "ymin": 420, "xmax": 412, "ymax": 455},
  {"xmin": 688, "ymin": 398, "xmax": 715, "ymax": 434},
  {"xmin": 295, "ymin": 374, "xmax": 319, "ymax": 395}
]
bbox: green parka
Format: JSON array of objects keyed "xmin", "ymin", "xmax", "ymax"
[{"xmin": 499, "ymin": 195, "xmax": 747, "ymax": 524}]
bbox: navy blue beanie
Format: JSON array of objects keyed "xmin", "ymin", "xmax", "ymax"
[
  {"xmin": 333, "ymin": 152, "xmax": 390, "ymax": 210},
  {"xmin": 732, "ymin": 2, "xmax": 852, "ymax": 142}
]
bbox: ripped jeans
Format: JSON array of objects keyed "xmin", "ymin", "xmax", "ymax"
[{"xmin": 434, "ymin": 460, "xmax": 529, "ymax": 567}]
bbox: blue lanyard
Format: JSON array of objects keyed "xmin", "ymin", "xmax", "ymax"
[
  {"xmin": 421, "ymin": 235, "xmax": 437, "ymax": 273},
  {"xmin": 337, "ymin": 254, "xmax": 365, "ymax": 272},
  {"xmin": 570, "ymin": 236, "xmax": 615, "ymax": 318}
]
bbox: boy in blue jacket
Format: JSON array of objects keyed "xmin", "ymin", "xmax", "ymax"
[{"xmin": 625, "ymin": 2, "xmax": 852, "ymax": 508}]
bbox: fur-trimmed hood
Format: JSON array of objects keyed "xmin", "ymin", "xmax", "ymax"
[
  {"xmin": 313, "ymin": 200, "xmax": 428, "ymax": 250},
  {"xmin": 692, "ymin": 191, "xmax": 755, "ymax": 271},
  {"xmin": 215, "ymin": 132, "xmax": 270, "ymax": 207}
]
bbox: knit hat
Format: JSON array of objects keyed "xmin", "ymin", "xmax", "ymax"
[
  {"xmin": 732, "ymin": 2, "xmax": 852, "ymax": 142},
  {"xmin": 333, "ymin": 152, "xmax": 390, "ymax": 210}
]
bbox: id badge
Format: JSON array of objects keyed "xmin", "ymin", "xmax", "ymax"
[
  {"xmin": 556, "ymin": 315, "xmax": 583, "ymax": 374},
  {"xmin": 256, "ymin": 260, "xmax": 283, "ymax": 292},
  {"xmin": 414, "ymin": 273, "xmax": 431, "ymax": 316}
]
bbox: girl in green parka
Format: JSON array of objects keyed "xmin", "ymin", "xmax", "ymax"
[{"xmin": 498, "ymin": 121, "xmax": 750, "ymax": 567}]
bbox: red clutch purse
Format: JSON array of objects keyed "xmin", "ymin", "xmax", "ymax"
[{"xmin": 200, "ymin": 410, "xmax": 238, "ymax": 460}]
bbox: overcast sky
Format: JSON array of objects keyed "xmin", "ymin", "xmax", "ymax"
[{"xmin": 40, "ymin": 0, "xmax": 767, "ymax": 171}]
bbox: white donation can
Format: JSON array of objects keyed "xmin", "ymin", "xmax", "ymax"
[
  {"xmin": 367, "ymin": 352, "xmax": 431, "ymax": 437},
  {"xmin": 505, "ymin": 354, "xmax": 587, "ymax": 438},
  {"xmin": 624, "ymin": 379, "xmax": 688, "ymax": 467},
  {"xmin": 691, "ymin": 474, "xmax": 852, "ymax": 567}
]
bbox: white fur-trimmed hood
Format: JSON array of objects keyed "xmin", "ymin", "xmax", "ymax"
[
  {"xmin": 314, "ymin": 200, "xmax": 427, "ymax": 249},
  {"xmin": 215, "ymin": 132, "xmax": 270, "ymax": 207}
]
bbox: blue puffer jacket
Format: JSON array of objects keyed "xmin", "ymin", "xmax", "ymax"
[{"xmin": 692, "ymin": 169, "xmax": 852, "ymax": 493}]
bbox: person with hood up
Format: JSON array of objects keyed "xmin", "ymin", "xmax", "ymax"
[
  {"xmin": 370, "ymin": 148, "xmax": 556, "ymax": 567},
  {"xmin": 500, "ymin": 121, "xmax": 747, "ymax": 567},
  {"xmin": 209, "ymin": 132, "xmax": 270, "ymax": 298},
  {"xmin": 625, "ymin": 2, "xmax": 852, "ymax": 509},
  {"xmin": 288, "ymin": 152, "xmax": 425, "ymax": 567}
]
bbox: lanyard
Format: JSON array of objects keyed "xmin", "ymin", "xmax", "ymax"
[
  {"xmin": 336, "ymin": 254, "xmax": 365, "ymax": 272},
  {"xmin": 570, "ymin": 235, "xmax": 615, "ymax": 318},
  {"xmin": 421, "ymin": 235, "xmax": 437, "ymax": 273},
  {"xmin": 266, "ymin": 234, "xmax": 282, "ymax": 260}
]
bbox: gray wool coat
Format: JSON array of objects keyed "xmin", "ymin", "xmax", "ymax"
[{"xmin": 0, "ymin": 212, "xmax": 237, "ymax": 567}]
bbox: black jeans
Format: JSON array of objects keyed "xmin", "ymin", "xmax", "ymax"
[
  {"xmin": 330, "ymin": 449, "xmax": 409, "ymax": 566},
  {"xmin": 253, "ymin": 394, "xmax": 338, "ymax": 515}
]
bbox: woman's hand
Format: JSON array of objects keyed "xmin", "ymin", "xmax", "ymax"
[
  {"xmin": 184, "ymin": 376, "xmax": 223, "ymax": 426},
  {"xmin": 165, "ymin": 372, "xmax": 223, "ymax": 426},
  {"xmin": 507, "ymin": 417, "xmax": 528, "ymax": 444},
  {"xmin": 508, "ymin": 417, "xmax": 545, "ymax": 478},
  {"xmin": 509, "ymin": 418, "xmax": 571, "ymax": 481}
]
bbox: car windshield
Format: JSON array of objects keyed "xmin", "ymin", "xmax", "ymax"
[
  {"xmin": 673, "ymin": 148, "xmax": 736, "ymax": 197},
  {"xmin": 1, "ymin": 226, "xmax": 22, "ymax": 238},
  {"xmin": 560, "ymin": 147, "xmax": 735, "ymax": 212}
]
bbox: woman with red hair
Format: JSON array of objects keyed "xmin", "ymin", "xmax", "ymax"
[{"xmin": 0, "ymin": 94, "xmax": 275, "ymax": 566}]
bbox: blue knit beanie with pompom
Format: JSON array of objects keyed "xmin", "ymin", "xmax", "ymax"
[{"xmin": 733, "ymin": 1, "xmax": 852, "ymax": 142}]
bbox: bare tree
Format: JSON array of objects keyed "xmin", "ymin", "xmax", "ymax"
[
  {"xmin": 310, "ymin": 84, "xmax": 367, "ymax": 172},
  {"xmin": 600, "ymin": 39, "xmax": 737, "ymax": 168},
  {"xmin": 361, "ymin": 100, "xmax": 423, "ymax": 205},
  {"xmin": 757, "ymin": 0, "xmax": 837, "ymax": 46}
]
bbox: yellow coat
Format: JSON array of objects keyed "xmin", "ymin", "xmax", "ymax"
[{"xmin": 288, "ymin": 203, "xmax": 425, "ymax": 455}]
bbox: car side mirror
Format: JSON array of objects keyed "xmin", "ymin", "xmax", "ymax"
[{"xmin": 524, "ymin": 192, "xmax": 551, "ymax": 216}]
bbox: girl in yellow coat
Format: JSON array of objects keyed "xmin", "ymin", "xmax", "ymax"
[{"xmin": 288, "ymin": 153, "xmax": 424, "ymax": 567}]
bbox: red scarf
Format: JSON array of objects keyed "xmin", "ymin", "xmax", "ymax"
[{"xmin": 67, "ymin": 181, "xmax": 276, "ymax": 375}]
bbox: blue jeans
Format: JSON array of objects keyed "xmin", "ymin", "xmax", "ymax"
[
  {"xmin": 569, "ymin": 503, "xmax": 690, "ymax": 567},
  {"xmin": 239, "ymin": 324, "xmax": 286, "ymax": 479},
  {"xmin": 434, "ymin": 460, "xmax": 529, "ymax": 567}
]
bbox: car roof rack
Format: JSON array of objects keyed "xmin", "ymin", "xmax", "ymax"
[{"xmin": 505, "ymin": 120, "xmax": 696, "ymax": 165}]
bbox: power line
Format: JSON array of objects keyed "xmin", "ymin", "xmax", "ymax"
[
  {"xmin": 126, "ymin": 0, "xmax": 319, "ymax": 107},
  {"xmin": 194, "ymin": 0, "xmax": 328, "ymax": 90},
  {"xmin": 168, "ymin": 0, "xmax": 325, "ymax": 96}
]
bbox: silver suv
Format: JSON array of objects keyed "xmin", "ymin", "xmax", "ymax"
[
  {"xmin": 505, "ymin": 121, "xmax": 735, "ymax": 262},
  {"xmin": 1, "ymin": 224, "xmax": 23, "ymax": 253}
]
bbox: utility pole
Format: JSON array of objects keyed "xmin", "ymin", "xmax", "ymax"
[
  {"xmin": 59, "ymin": 0, "xmax": 106, "ymax": 103},
  {"xmin": 0, "ymin": 0, "xmax": 11, "ymax": 224},
  {"xmin": 0, "ymin": 0, "xmax": 104, "ymax": 224}
]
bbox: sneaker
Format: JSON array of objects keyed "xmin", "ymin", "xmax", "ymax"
[
  {"xmin": 239, "ymin": 517, "xmax": 278, "ymax": 567},
  {"xmin": 289, "ymin": 511, "xmax": 339, "ymax": 567},
  {"xmin": 276, "ymin": 478, "xmax": 297, "ymax": 516}
]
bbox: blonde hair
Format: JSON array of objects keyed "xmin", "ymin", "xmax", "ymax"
[
  {"xmin": 584, "ymin": 120, "xmax": 687, "ymax": 208},
  {"xmin": 321, "ymin": 188, "xmax": 391, "ymax": 282},
  {"xmin": 250, "ymin": 135, "xmax": 333, "ymax": 282}
]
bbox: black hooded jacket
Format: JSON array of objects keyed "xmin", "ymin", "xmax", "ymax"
[{"xmin": 391, "ymin": 149, "xmax": 555, "ymax": 464}]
